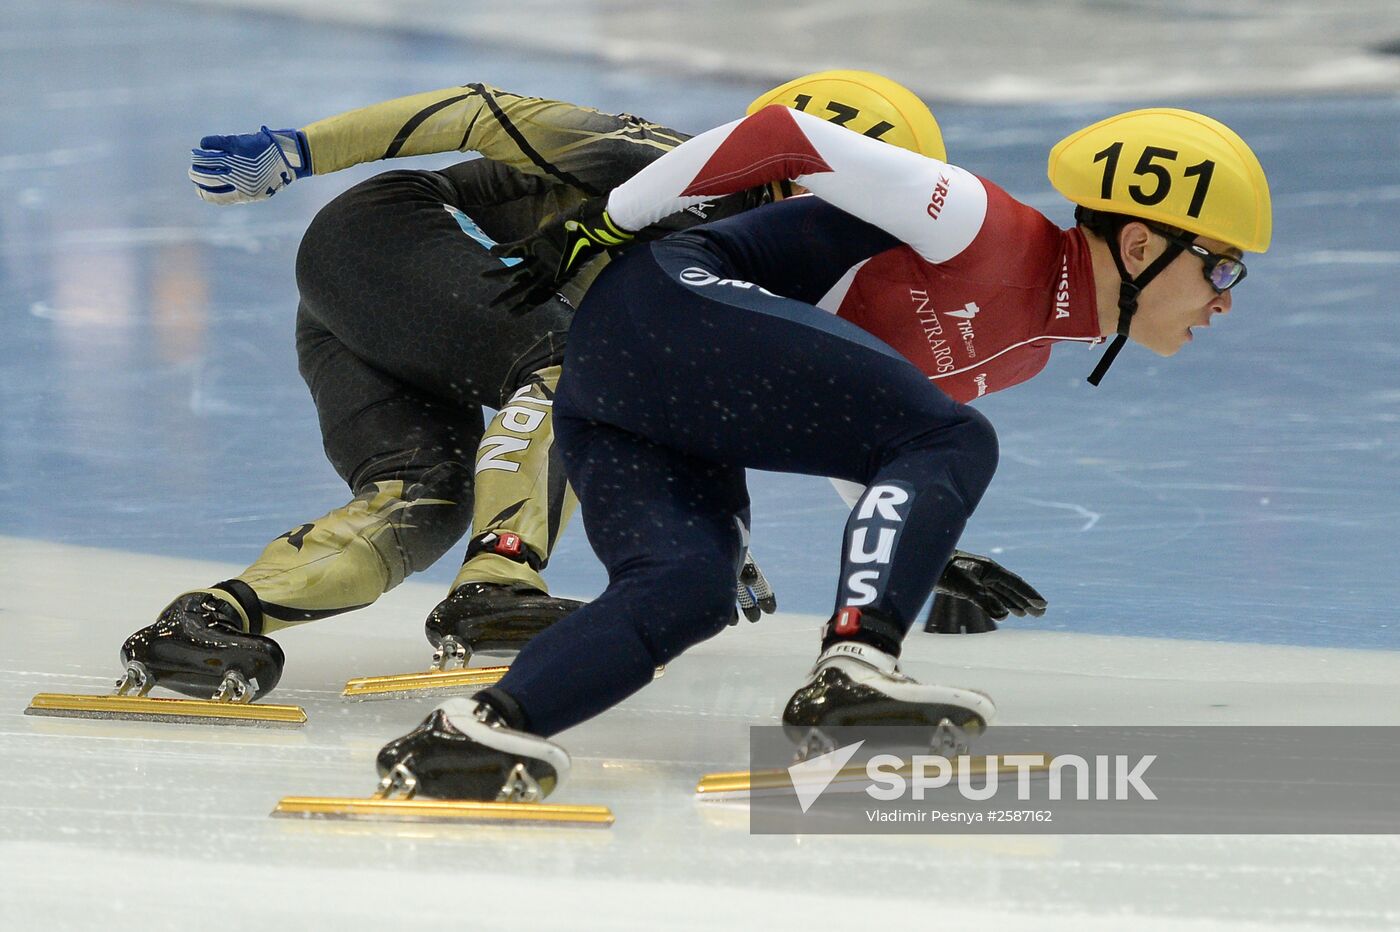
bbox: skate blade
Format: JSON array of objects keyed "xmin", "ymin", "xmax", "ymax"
[
  {"xmin": 342, "ymin": 665, "xmax": 665, "ymax": 701},
  {"xmin": 340, "ymin": 666, "xmax": 513, "ymax": 701},
  {"xmin": 695, "ymin": 753, "xmax": 1051, "ymax": 799},
  {"xmin": 24, "ymin": 692, "xmax": 307, "ymax": 727},
  {"xmin": 272, "ymin": 796, "xmax": 614, "ymax": 827}
]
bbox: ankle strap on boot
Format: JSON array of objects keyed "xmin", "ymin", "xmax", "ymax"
[{"xmin": 464, "ymin": 531, "xmax": 544, "ymax": 572}]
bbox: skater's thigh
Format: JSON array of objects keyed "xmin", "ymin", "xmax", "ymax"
[
  {"xmin": 296, "ymin": 304, "xmax": 484, "ymax": 493},
  {"xmin": 295, "ymin": 168, "xmax": 573, "ymax": 408},
  {"xmin": 567, "ymin": 244, "xmax": 977, "ymax": 485},
  {"xmin": 555, "ymin": 413, "xmax": 747, "ymax": 621}
]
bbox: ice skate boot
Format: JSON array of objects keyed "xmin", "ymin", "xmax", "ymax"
[
  {"xmin": 425, "ymin": 581, "xmax": 584, "ymax": 671},
  {"xmin": 694, "ymin": 642, "xmax": 1001, "ymax": 799},
  {"xmin": 697, "ymin": 646, "xmax": 1020, "ymax": 798},
  {"xmin": 375, "ymin": 698, "xmax": 570, "ymax": 802},
  {"xmin": 274, "ymin": 697, "xmax": 611, "ymax": 825},
  {"xmin": 119, "ymin": 591, "xmax": 285, "ymax": 701},
  {"xmin": 26, "ymin": 590, "xmax": 305, "ymax": 727},
  {"xmin": 782, "ymin": 637, "xmax": 995, "ymax": 759},
  {"xmin": 341, "ymin": 580, "xmax": 586, "ymax": 701}
]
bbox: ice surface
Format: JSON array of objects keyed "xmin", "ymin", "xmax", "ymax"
[{"xmin": 6, "ymin": 538, "xmax": 1400, "ymax": 930}]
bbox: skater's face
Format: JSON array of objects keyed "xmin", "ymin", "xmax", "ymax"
[{"xmin": 1120, "ymin": 223, "xmax": 1241, "ymax": 357}]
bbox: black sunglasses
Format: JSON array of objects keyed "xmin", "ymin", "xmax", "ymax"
[{"xmin": 1150, "ymin": 226, "xmax": 1248, "ymax": 293}]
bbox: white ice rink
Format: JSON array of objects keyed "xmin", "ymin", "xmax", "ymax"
[
  {"xmin": 5, "ymin": 0, "xmax": 1400, "ymax": 928},
  {"xmin": 7, "ymin": 538, "xmax": 1400, "ymax": 930}
]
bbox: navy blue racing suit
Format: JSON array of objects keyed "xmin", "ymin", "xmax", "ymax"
[{"xmin": 488, "ymin": 197, "xmax": 998, "ymax": 736}]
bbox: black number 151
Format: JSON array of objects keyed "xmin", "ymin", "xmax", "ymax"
[{"xmin": 1093, "ymin": 142, "xmax": 1215, "ymax": 219}]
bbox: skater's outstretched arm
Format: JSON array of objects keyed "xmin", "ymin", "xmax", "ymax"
[
  {"xmin": 189, "ymin": 83, "xmax": 693, "ymax": 204},
  {"xmin": 304, "ymin": 83, "xmax": 691, "ymax": 186},
  {"xmin": 605, "ymin": 105, "xmax": 987, "ymax": 262},
  {"xmin": 490, "ymin": 104, "xmax": 988, "ymax": 301}
]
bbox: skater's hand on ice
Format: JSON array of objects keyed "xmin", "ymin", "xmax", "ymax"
[
  {"xmin": 732, "ymin": 551, "xmax": 777, "ymax": 624},
  {"xmin": 927, "ymin": 551, "xmax": 1046, "ymax": 633},
  {"xmin": 924, "ymin": 593, "xmax": 999, "ymax": 633},
  {"xmin": 189, "ymin": 128, "xmax": 311, "ymax": 204},
  {"xmin": 488, "ymin": 197, "xmax": 634, "ymax": 311}
]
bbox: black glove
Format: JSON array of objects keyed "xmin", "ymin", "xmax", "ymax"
[
  {"xmin": 487, "ymin": 197, "xmax": 634, "ymax": 311},
  {"xmin": 924, "ymin": 550, "xmax": 1047, "ymax": 634}
]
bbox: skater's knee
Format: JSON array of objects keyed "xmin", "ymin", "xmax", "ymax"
[
  {"xmin": 604, "ymin": 548, "xmax": 739, "ymax": 663},
  {"xmin": 678, "ymin": 547, "xmax": 738, "ymax": 614},
  {"xmin": 296, "ymin": 195, "xmax": 356, "ymax": 287},
  {"xmin": 632, "ymin": 552, "xmax": 737, "ymax": 661},
  {"xmin": 954, "ymin": 406, "xmax": 999, "ymax": 485},
  {"xmin": 687, "ymin": 559, "xmax": 741, "ymax": 634},
  {"xmin": 385, "ymin": 460, "xmax": 477, "ymax": 574},
  {"xmin": 339, "ymin": 459, "xmax": 476, "ymax": 581},
  {"xmin": 906, "ymin": 405, "xmax": 998, "ymax": 507},
  {"xmin": 296, "ymin": 171, "xmax": 436, "ymax": 291}
]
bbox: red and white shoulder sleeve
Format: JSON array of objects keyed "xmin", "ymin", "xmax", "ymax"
[{"xmin": 606, "ymin": 105, "xmax": 988, "ymax": 264}]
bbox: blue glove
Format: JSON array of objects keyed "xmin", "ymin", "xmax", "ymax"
[{"xmin": 189, "ymin": 127, "xmax": 311, "ymax": 205}]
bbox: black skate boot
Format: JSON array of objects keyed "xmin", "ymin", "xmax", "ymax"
[
  {"xmin": 119, "ymin": 590, "xmax": 284, "ymax": 702},
  {"xmin": 783, "ymin": 637, "xmax": 995, "ymax": 758},
  {"xmin": 375, "ymin": 698, "xmax": 570, "ymax": 801},
  {"xmin": 424, "ymin": 581, "xmax": 584, "ymax": 670}
]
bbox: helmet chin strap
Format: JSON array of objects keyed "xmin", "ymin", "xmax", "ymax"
[{"xmin": 1087, "ymin": 238, "xmax": 1185, "ymax": 386}]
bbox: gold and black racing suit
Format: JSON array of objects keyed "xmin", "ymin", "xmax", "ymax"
[{"xmin": 198, "ymin": 83, "xmax": 755, "ymax": 633}]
